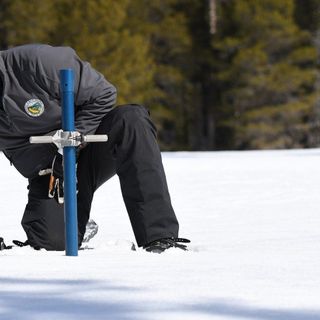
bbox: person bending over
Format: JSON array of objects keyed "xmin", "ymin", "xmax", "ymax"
[{"xmin": 0, "ymin": 44, "xmax": 189, "ymax": 253}]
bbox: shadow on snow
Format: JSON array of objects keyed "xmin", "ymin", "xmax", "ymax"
[
  {"xmin": 0, "ymin": 277, "xmax": 319, "ymax": 320},
  {"xmin": 184, "ymin": 302, "xmax": 320, "ymax": 320},
  {"xmin": 0, "ymin": 277, "xmax": 141, "ymax": 320}
]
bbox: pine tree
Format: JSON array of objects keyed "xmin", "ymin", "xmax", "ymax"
[
  {"xmin": 213, "ymin": 0, "xmax": 318, "ymax": 149},
  {"xmin": 294, "ymin": 0, "xmax": 320, "ymax": 33},
  {"xmin": 179, "ymin": 0, "xmax": 216, "ymax": 150},
  {"xmin": 127, "ymin": 0, "xmax": 217, "ymax": 150},
  {"xmin": 51, "ymin": 0, "xmax": 156, "ymax": 106},
  {"xmin": 2, "ymin": 0, "xmax": 57, "ymax": 46},
  {"xmin": 0, "ymin": 0, "xmax": 10, "ymax": 48},
  {"xmin": 126, "ymin": 0, "xmax": 194, "ymax": 149},
  {"xmin": 294, "ymin": 0, "xmax": 320, "ymax": 146}
]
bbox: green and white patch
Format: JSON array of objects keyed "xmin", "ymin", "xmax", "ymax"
[{"xmin": 24, "ymin": 98, "xmax": 44, "ymax": 117}]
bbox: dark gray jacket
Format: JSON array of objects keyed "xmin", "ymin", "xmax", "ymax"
[{"xmin": 0, "ymin": 44, "xmax": 117, "ymax": 178}]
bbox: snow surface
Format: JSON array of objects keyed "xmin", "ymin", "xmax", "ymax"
[{"xmin": 1, "ymin": 149, "xmax": 320, "ymax": 320}]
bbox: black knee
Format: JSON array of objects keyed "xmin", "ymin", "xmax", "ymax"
[
  {"xmin": 115, "ymin": 104, "xmax": 150, "ymax": 121},
  {"xmin": 118, "ymin": 104, "xmax": 156, "ymax": 134},
  {"xmin": 97, "ymin": 104, "xmax": 155, "ymax": 135}
]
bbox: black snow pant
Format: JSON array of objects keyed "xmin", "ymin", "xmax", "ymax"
[{"xmin": 21, "ymin": 104, "xmax": 179, "ymax": 250}]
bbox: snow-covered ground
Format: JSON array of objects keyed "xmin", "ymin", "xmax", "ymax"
[{"xmin": 1, "ymin": 149, "xmax": 320, "ymax": 320}]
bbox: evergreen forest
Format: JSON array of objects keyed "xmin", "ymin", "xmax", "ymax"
[{"xmin": 0, "ymin": 0, "xmax": 319, "ymax": 150}]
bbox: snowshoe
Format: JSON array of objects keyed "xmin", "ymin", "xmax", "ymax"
[
  {"xmin": 82, "ymin": 219, "xmax": 99, "ymax": 243},
  {"xmin": 144, "ymin": 237, "xmax": 190, "ymax": 253},
  {"xmin": 0, "ymin": 237, "xmax": 13, "ymax": 250}
]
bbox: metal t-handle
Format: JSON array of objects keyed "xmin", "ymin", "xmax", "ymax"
[{"xmin": 29, "ymin": 69, "xmax": 108, "ymax": 257}]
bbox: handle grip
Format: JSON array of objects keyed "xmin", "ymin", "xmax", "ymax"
[
  {"xmin": 30, "ymin": 136, "xmax": 54, "ymax": 144},
  {"xmin": 83, "ymin": 134, "xmax": 108, "ymax": 143},
  {"xmin": 30, "ymin": 133, "xmax": 108, "ymax": 145}
]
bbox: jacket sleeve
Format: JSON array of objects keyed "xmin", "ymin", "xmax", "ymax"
[{"xmin": 37, "ymin": 45, "xmax": 117, "ymax": 135}]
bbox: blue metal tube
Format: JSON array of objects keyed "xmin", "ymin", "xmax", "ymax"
[{"xmin": 60, "ymin": 69, "xmax": 78, "ymax": 256}]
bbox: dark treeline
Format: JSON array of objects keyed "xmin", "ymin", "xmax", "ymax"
[{"xmin": 0, "ymin": 0, "xmax": 319, "ymax": 150}]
